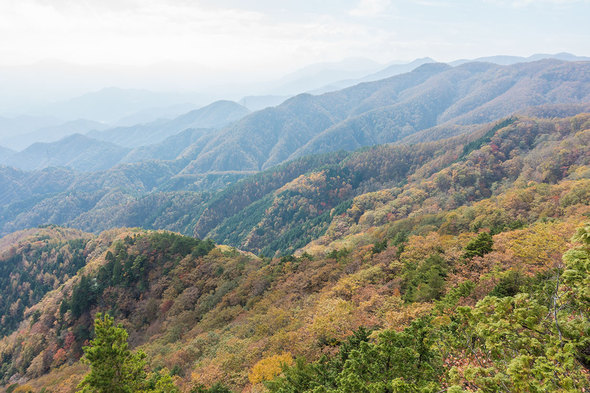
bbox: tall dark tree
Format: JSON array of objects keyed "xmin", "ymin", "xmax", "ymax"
[
  {"xmin": 77, "ymin": 313, "xmax": 147, "ymax": 393},
  {"xmin": 463, "ymin": 231, "xmax": 493, "ymax": 259}
]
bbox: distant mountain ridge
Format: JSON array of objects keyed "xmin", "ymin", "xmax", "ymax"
[
  {"xmin": 312, "ymin": 57, "xmax": 437, "ymax": 93},
  {"xmin": 308, "ymin": 53, "xmax": 590, "ymax": 95},
  {"xmin": 38, "ymin": 87, "xmax": 209, "ymax": 123},
  {"xmin": 88, "ymin": 100, "xmax": 250, "ymax": 148},
  {"xmin": 1, "ymin": 119, "xmax": 108, "ymax": 151},
  {"xmin": 238, "ymin": 95, "xmax": 290, "ymax": 111},
  {"xmin": 178, "ymin": 59, "xmax": 590, "ymax": 174},
  {"xmin": 0, "ymin": 115, "xmax": 62, "ymax": 141},
  {"xmin": 0, "ymin": 145, "xmax": 14, "ymax": 161},
  {"xmin": 269, "ymin": 57, "xmax": 382, "ymax": 95},
  {"xmin": 449, "ymin": 52, "xmax": 590, "ymax": 66},
  {"xmin": 1, "ymin": 134, "xmax": 130, "ymax": 172},
  {"xmin": 1, "ymin": 60, "xmax": 589, "ymax": 177}
]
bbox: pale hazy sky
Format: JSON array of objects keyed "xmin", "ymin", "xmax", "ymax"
[{"xmin": 1, "ymin": 0, "xmax": 589, "ymax": 73}]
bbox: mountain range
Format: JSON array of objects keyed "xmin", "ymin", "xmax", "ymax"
[
  {"xmin": 0, "ymin": 119, "xmax": 108, "ymax": 151},
  {"xmin": 0, "ymin": 100, "xmax": 252, "ymax": 171},
  {"xmin": 0, "ymin": 106, "xmax": 587, "ymax": 247},
  {"xmin": 0, "ymin": 49, "xmax": 590, "ymax": 393},
  {"xmin": 1, "ymin": 134, "xmax": 130, "ymax": 172},
  {"xmin": 1, "ymin": 53, "xmax": 587, "ymax": 153},
  {"xmin": 0, "ymin": 59, "xmax": 589, "ymax": 239},
  {"xmin": 449, "ymin": 51, "xmax": 590, "ymax": 66},
  {"xmin": 300, "ymin": 52, "xmax": 590, "ymax": 94},
  {"xmin": 179, "ymin": 59, "xmax": 590, "ymax": 174},
  {"xmin": 87, "ymin": 100, "xmax": 250, "ymax": 148},
  {"xmin": 0, "ymin": 108, "xmax": 588, "ymax": 392}
]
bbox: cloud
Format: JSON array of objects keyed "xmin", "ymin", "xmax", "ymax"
[
  {"xmin": 0, "ymin": 0, "xmax": 587, "ymax": 77},
  {"xmin": 349, "ymin": 0, "xmax": 392, "ymax": 17},
  {"xmin": 0, "ymin": 0, "xmax": 400, "ymax": 74}
]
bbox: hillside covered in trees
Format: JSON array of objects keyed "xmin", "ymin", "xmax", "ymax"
[
  {"xmin": 1, "ymin": 60, "xmax": 590, "ymax": 239},
  {"xmin": 0, "ymin": 108, "xmax": 589, "ymax": 392},
  {"xmin": 2, "ymin": 0, "xmax": 590, "ymax": 388}
]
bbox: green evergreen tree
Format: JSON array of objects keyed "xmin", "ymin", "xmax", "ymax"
[
  {"xmin": 70, "ymin": 275, "xmax": 95, "ymax": 317},
  {"xmin": 190, "ymin": 383, "xmax": 233, "ymax": 393},
  {"xmin": 562, "ymin": 222, "xmax": 590, "ymax": 369},
  {"xmin": 463, "ymin": 231, "xmax": 493, "ymax": 259},
  {"xmin": 77, "ymin": 313, "xmax": 148, "ymax": 393},
  {"xmin": 148, "ymin": 368, "xmax": 180, "ymax": 393}
]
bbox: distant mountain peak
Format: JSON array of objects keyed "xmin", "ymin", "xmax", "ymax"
[{"xmin": 411, "ymin": 62, "xmax": 452, "ymax": 73}]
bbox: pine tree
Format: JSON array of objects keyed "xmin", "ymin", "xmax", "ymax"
[
  {"xmin": 463, "ymin": 231, "xmax": 493, "ymax": 259},
  {"xmin": 77, "ymin": 313, "xmax": 147, "ymax": 393}
]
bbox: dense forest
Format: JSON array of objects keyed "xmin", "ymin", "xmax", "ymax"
[{"xmin": 0, "ymin": 108, "xmax": 589, "ymax": 391}]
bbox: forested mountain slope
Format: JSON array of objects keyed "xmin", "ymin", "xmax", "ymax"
[
  {"xmin": 194, "ymin": 114, "xmax": 590, "ymax": 256},
  {"xmin": 0, "ymin": 114, "xmax": 589, "ymax": 393},
  {"xmin": 0, "ymin": 153, "xmax": 588, "ymax": 392},
  {"xmin": 180, "ymin": 60, "xmax": 590, "ymax": 173},
  {"xmin": 0, "ymin": 226, "xmax": 91, "ymax": 336},
  {"xmin": 1, "ymin": 111, "xmax": 589, "ymax": 254},
  {"xmin": 120, "ymin": 128, "xmax": 214, "ymax": 164},
  {"xmin": 0, "ymin": 52, "xmax": 589, "ymax": 392},
  {"xmin": 0, "ymin": 160, "xmax": 187, "ymax": 235}
]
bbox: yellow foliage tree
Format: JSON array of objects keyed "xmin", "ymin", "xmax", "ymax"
[
  {"xmin": 248, "ymin": 353, "xmax": 294, "ymax": 384},
  {"xmin": 13, "ymin": 385, "xmax": 35, "ymax": 393}
]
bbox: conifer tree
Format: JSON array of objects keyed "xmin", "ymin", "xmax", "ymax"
[
  {"xmin": 77, "ymin": 313, "xmax": 147, "ymax": 393},
  {"xmin": 463, "ymin": 231, "xmax": 493, "ymax": 259}
]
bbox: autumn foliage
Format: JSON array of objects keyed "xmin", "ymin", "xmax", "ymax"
[{"xmin": 0, "ymin": 113, "xmax": 589, "ymax": 392}]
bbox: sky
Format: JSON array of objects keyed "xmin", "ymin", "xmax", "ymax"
[
  {"xmin": 0, "ymin": 0, "xmax": 589, "ymax": 117},
  {"xmin": 1, "ymin": 0, "xmax": 589, "ymax": 72}
]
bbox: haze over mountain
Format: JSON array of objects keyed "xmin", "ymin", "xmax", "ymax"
[
  {"xmin": 311, "ymin": 57, "xmax": 437, "ymax": 94},
  {"xmin": 0, "ymin": 101, "xmax": 249, "ymax": 172},
  {"xmin": 179, "ymin": 59, "xmax": 590, "ymax": 174},
  {"xmin": 267, "ymin": 57, "xmax": 382, "ymax": 95},
  {"xmin": 40, "ymin": 87, "xmax": 211, "ymax": 124},
  {"xmin": 0, "ymin": 115, "xmax": 62, "ymax": 141},
  {"xmin": 449, "ymin": 52, "xmax": 590, "ymax": 66},
  {"xmin": 287, "ymin": 53, "xmax": 590, "ymax": 95},
  {"xmin": 1, "ymin": 59, "xmax": 588, "ymax": 178},
  {"xmin": 113, "ymin": 103, "xmax": 201, "ymax": 127},
  {"xmin": 0, "ymin": 61, "xmax": 247, "ymax": 118},
  {"xmin": 238, "ymin": 95, "xmax": 290, "ymax": 111},
  {"xmin": 87, "ymin": 100, "xmax": 250, "ymax": 148},
  {"xmin": 0, "ymin": 119, "xmax": 108, "ymax": 151},
  {"xmin": 1, "ymin": 134, "xmax": 130, "ymax": 172},
  {"xmin": 0, "ymin": 52, "xmax": 586, "ymax": 144},
  {"xmin": 0, "ymin": 145, "xmax": 14, "ymax": 161}
]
